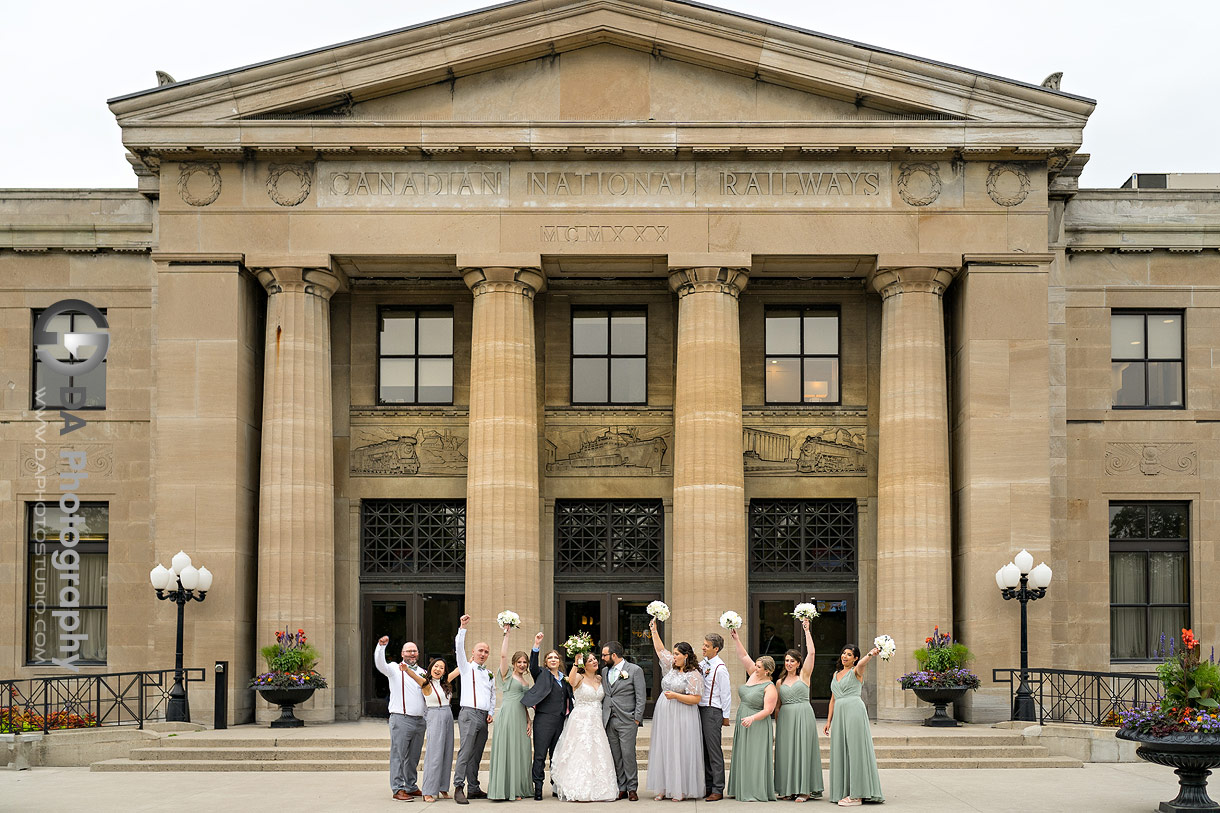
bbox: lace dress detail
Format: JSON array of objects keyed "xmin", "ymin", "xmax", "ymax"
[
  {"xmin": 645, "ymin": 651, "xmax": 705, "ymax": 800},
  {"xmin": 550, "ymin": 679, "xmax": 620, "ymax": 802}
]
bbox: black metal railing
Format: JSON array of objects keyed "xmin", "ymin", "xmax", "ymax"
[
  {"xmin": 1, "ymin": 669, "xmax": 206, "ymax": 734},
  {"xmin": 993, "ymin": 667, "xmax": 1160, "ymax": 725}
]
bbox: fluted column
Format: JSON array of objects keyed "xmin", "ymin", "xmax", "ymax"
[
  {"xmin": 868, "ymin": 257, "xmax": 958, "ymax": 721},
  {"xmin": 255, "ymin": 265, "xmax": 343, "ymax": 722},
  {"xmin": 461, "ymin": 257, "xmax": 545, "ymax": 648},
  {"xmin": 668, "ymin": 260, "xmax": 750, "ymax": 653}
]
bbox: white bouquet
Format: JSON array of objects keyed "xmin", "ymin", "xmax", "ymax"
[
  {"xmin": 646, "ymin": 601, "xmax": 671, "ymax": 622},
  {"xmin": 791, "ymin": 602, "xmax": 820, "ymax": 621},
  {"xmin": 563, "ymin": 631, "xmax": 594, "ymax": 658},
  {"xmin": 497, "ymin": 610, "xmax": 521, "ymax": 629},
  {"xmin": 874, "ymin": 634, "xmax": 896, "ymax": 661},
  {"xmin": 719, "ymin": 610, "xmax": 743, "ymax": 631}
]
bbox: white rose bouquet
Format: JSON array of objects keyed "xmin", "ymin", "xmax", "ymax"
[
  {"xmin": 497, "ymin": 610, "xmax": 521, "ymax": 629},
  {"xmin": 874, "ymin": 634, "xmax": 897, "ymax": 661},
  {"xmin": 646, "ymin": 601, "xmax": 671, "ymax": 622},
  {"xmin": 791, "ymin": 602, "xmax": 820, "ymax": 621},
  {"xmin": 563, "ymin": 631, "xmax": 594, "ymax": 658},
  {"xmin": 719, "ymin": 610, "xmax": 743, "ymax": 631}
]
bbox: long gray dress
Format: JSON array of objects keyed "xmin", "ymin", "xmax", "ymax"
[
  {"xmin": 828, "ymin": 670, "xmax": 883, "ymax": 803},
  {"xmin": 645, "ymin": 650, "xmax": 705, "ymax": 800},
  {"xmin": 422, "ymin": 680, "xmax": 455, "ymax": 798},
  {"xmin": 725, "ymin": 682, "xmax": 777, "ymax": 802},
  {"xmin": 774, "ymin": 679, "xmax": 824, "ymax": 798}
]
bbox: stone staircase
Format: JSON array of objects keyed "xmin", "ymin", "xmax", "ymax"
[{"xmin": 91, "ymin": 725, "xmax": 1081, "ymax": 772}]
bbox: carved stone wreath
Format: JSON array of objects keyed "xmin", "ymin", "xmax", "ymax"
[
  {"xmin": 897, "ymin": 162, "xmax": 942, "ymax": 206},
  {"xmin": 266, "ymin": 163, "xmax": 313, "ymax": 207},
  {"xmin": 177, "ymin": 162, "xmax": 221, "ymax": 207},
  {"xmin": 986, "ymin": 163, "xmax": 1031, "ymax": 207}
]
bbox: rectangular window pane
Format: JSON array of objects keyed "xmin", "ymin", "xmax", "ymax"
[
  {"xmin": 1109, "ymin": 504, "xmax": 1147, "ymax": 539},
  {"xmin": 1111, "ymin": 313, "xmax": 1145, "ymax": 360},
  {"xmin": 610, "ymin": 312, "xmax": 646, "ymax": 355},
  {"xmin": 1149, "ymin": 552, "xmax": 1188, "ymax": 604},
  {"xmin": 1148, "ymin": 504, "xmax": 1188, "ymax": 539},
  {"xmin": 573, "ymin": 312, "xmax": 608, "ymax": 355},
  {"xmin": 1147, "ymin": 315, "xmax": 1181, "ymax": 358},
  {"xmin": 379, "ymin": 358, "xmax": 415, "ymax": 403},
  {"xmin": 416, "ymin": 358, "xmax": 453, "ymax": 404},
  {"xmin": 380, "ymin": 316, "xmax": 415, "ymax": 355},
  {"xmin": 1112, "ymin": 361, "xmax": 1145, "ymax": 406},
  {"xmin": 1150, "ymin": 607, "xmax": 1189, "ymax": 652},
  {"xmin": 75, "ymin": 363, "xmax": 107, "ymax": 408},
  {"xmin": 1110, "ymin": 607, "xmax": 1147, "ymax": 660},
  {"xmin": 765, "ymin": 357, "xmax": 801, "ymax": 402},
  {"xmin": 803, "ymin": 358, "xmax": 839, "ymax": 403},
  {"xmin": 417, "ymin": 314, "xmax": 453, "ymax": 356},
  {"xmin": 572, "ymin": 357, "xmax": 608, "ymax": 402},
  {"xmin": 33, "ymin": 364, "xmax": 71, "ymax": 409},
  {"xmin": 1110, "ymin": 552, "xmax": 1147, "ymax": 604},
  {"xmin": 610, "ymin": 358, "xmax": 646, "ymax": 403},
  {"xmin": 1147, "ymin": 361, "xmax": 1183, "ymax": 407},
  {"xmin": 765, "ymin": 313, "xmax": 800, "ymax": 354},
  {"xmin": 803, "ymin": 314, "xmax": 838, "ymax": 355}
]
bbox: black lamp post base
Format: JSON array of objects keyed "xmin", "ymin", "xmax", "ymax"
[
  {"xmin": 1013, "ymin": 692, "xmax": 1037, "ymax": 723},
  {"xmin": 165, "ymin": 696, "xmax": 190, "ymax": 724}
]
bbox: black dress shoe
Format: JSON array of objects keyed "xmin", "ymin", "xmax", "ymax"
[
  {"xmin": 534, "ymin": 785, "xmax": 543, "ymax": 801},
  {"xmin": 468, "ymin": 791, "xmax": 488, "ymax": 800}
]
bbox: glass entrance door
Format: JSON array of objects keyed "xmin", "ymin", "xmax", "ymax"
[
  {"xmin": 750, "ymin": 591, "xmax": 854, "ymax": 716},
  {"xmin": 363, "ymin": 591, "xmax": 463, "ymax": 717},
  {"xmin": 557, "ymin": 592, "xmax": 660, "ymax": 716}
]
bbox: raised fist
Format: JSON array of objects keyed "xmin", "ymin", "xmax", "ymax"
[
  {"xmin": 378, "ymin": 635, "xmax": 389, "ymax": 646},
  {"xmin": 534, "ymin": 631, "xmax": 545, "ymax": 647},
  {"xmin": 460, "ymin": 614, "xmax": 471, "ymax": 628}
]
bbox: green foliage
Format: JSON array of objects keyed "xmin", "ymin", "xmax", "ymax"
[
  {"xmin": 1155, "ymin": 630, "xmax": 1218, "ymax": 714},
  {"xmin": 260, "ymin": 641, "xmax": 319, "ymax": 673},
  {"xmin": 915, "ymin": 642, "xmax": 973, "ymax": 672}
]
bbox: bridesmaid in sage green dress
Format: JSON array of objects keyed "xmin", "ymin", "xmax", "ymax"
[
  {"xmin": 774, "ymin": 618, "xmax": 824, "ymax": 801},
  {"xmin": 488, "ymin": 627, "xmax": 534, "ymax": 801},
  {"xmin": 725, "ymin": 628, "xmax": 778, "ymax": 802},
  {"xmin": 823, "ymin": 644, "xmax": 884, "ymax": 806}
]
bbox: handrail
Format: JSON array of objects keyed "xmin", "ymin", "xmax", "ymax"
[
  {"xmin": 992, "ymin": 667, "xmax": 1159, "ymax": 725},
  {"xmin": 1, "ymin": 668, "xmax": 207, "ymax": 734}
]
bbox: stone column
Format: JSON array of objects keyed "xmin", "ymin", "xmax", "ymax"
[
  {"xmin": 255, "ymin": 264, "xmax": 344, "ymax": 723},
  {"xmin": 460, "ymin": 255, "xmax": 545, "ymax": 648},
  {"xmin": 868, "ymin": 255, "xmax": 959, "ymax": 721},
  {"xmin": 668, "ymin": 257, "xmax": 750, "ymax": 654}
]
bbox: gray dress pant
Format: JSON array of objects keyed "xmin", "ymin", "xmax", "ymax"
[
  {"xmin": 606, "ymin": 714, "xmax": 640, "ymax": 792},
  {"xmin": 390, "ymin": 712, "xmax": 426, "ymax": 792},
  {"xmin": 453, "ymin": 706, "xmax": 490, "ymax": 791},
  {"xmin": 422, "ymin": 706, "xmax": 454, "ymax": 797},
  {"xmin": 699, "ymin": 706, "xmax": 726, "ymax": 795}
]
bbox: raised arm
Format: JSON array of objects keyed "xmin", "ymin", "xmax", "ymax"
[
  {"xmin": 374, "ymin": 637, "xmax": 395, "ymax": 678},
  {"xmin": 729, "ymin": 628, "xmax": 757, "ymax": 675},
  {"xmin": 854, "ymin": 645, "xmax": 881, "ymax": 679},
  {"xmin": 454, "ymin": 615, "xmax": 471, "ymax": 675},
  {"xmin": 800, "ymin": 619, "xmax": 816, "ymax": 682},
  {"xmin": 649, "ymin": 618, "xmax": 668, "ymax": 661},
  {"xmin": 529, "ymin": 637, "xmax": 543, "ymax": 679},
  {"xmin": 567, "ymin": 661, "xmax": 584, "ymax": 689},
  {"xmin": 400, "ymin": 661, "xmax": 431, "ymax": 691},
  {"xmin": 448, "ymin": 667, "xmax": 462, "ymax": 684},
  {"xmin": 499, "ymin": 625, "xmax": 511, "ymax": 679}
]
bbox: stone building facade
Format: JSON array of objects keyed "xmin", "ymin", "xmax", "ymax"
[{"xmin": 1, "ymin": 0, "xmax": 1217, "ymax": 725}]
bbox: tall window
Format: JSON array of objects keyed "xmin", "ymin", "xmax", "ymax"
[
  {"xmin": 571, "ymin": 309, "xmax": 647, "ymax": 404},
  {"xmin": 765, "ymin": 307, "xmax": 839, "ymax": 404},
  {"xmin": 378, "ymin": 308, "xmax": 454, "ymax": 405},
  {"xmin": 749, "ymin": 499, "xmax": 857, "ymax": 575},
  {"xmin": 361, "ymin": 500, "xmax": 465, "ymax": 577},
  {"xmin": 1111, "ymin": 311, "xmax": 1183, "ymax": 408},
  {"xmin": 1109, "ymin": 502, "xmax": 1189, "ymax": 661},
  {"xmin": 27, "ymin": 503, "xmax": 108, "ymax": 664},
  {"xmin": 32, "ymin": 308, "xmax": 107, "ymax": 409},
  {"xmin": 555, "ymin": 500, "xmax": 663, "ymax": 578}
]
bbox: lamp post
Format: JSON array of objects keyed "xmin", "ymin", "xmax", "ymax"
[
  {"xmin": 995, "ymin": 550, "xmax": 1053, "ymax": 722},
  {"xmin": 149, "ymin": 551, "xmax": 214, "ymax": 723}
]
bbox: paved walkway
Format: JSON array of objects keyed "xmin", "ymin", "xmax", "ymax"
[{"xmin": 0, "ymin": 762, "xmax": 1182, "ymax": 812}]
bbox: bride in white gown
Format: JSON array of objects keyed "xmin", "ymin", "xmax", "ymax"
[{"xmin": 550, "ymin": 652, "xmax": 620, "ymax": 802}]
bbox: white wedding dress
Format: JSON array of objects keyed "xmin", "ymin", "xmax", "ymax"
[{"xmin": 550, "ymin": 679, "xmax": 620, "ymax": 802}]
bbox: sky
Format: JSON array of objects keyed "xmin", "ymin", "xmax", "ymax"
[{"xmin": 2, "ymin": 0, "xmax": 1215, "ymax": 190}]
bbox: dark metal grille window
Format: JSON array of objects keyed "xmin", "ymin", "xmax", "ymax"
[
  {"xmin": 555, "ymin": 500, "xmax": 663, "ymax": 577},
  {"xmin": 32, "ymin": 309, "xmax": 107, "ymax": 409},
  {"xmin": 571, "ymin": 309, "xmax": 647, "ymax": 404},
  {"xmin": 362, "ymin": 500, "xmax": 465, "ymax": 576},
  {"xmin": 27, "ymin": 502, "xmax": 108, "ymax": 664},
  {"xmin": 1109, "ymin": 501, "xmax": 1189, "ymax": 661},
  {"xmin": 1111, "ymin": 311, "xmax": 1184, "ymax": 408},
  {"xmin": 765, "ymin": 307, "xmax": 840, "ymax": 405},
  {"xmin": 378, "ymin": 307, "xmax": 454, "ymax": 405},
  {"xmin": 749, "ymin": 500, "xmax": 856, "ymax": 575}
]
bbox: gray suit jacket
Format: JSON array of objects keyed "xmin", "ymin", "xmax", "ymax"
[{"xmin": 601, "ymin": 659, "xmax": 646, "ymax": 726}]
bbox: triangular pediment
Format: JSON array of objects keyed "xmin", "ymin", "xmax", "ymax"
[{"xmin": 109, "ymin": 0, "xmax": 1093, "ymax": 150}]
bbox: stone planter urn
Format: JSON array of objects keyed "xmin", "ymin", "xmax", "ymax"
[
  {"xmin": 1116, "ymin": 729, "xmax": 1220, "ymax": 812},
  {"xmin": 909, "ymin": 686, "xmax": 971, "ymax": 727},
  {"xmin": 255, "ymin": 686, "xmax": 317, "ymax": 728}
]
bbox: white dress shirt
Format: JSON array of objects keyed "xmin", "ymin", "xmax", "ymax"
[
  {"xmin": 374, "ymin": 642, "xmax": 426, "ymax": 716},
  {"xmin": 455, "ymin": 628, "xmax": 497, "ymax": 716},
  {"xmin": 699, "ymin": 655, "xmax": 731, "ymax": 720}
]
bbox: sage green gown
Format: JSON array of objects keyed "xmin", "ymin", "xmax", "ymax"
[
  {"xmin": 488, "ymin": 672, "xmax": 534, "ymax": 800},
  {"xmin": 774, "ymin": 680, "xmax": 824, "ymax": 798},
  {"xmin": 725, "ymin": 682, "xmax": 777, "ymax": 802},
  {"xmin": 828, "ymin": 670, "xmax": 883, "ymax": 803}
]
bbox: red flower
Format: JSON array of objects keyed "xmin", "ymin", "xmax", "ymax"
[
  {"xmin": 1183, "ymin": 629, "xmax": 1199, "ymax": 650},
  {"xmin": 925, "ymin": 637, "xmax": 933, "ymax": 643}
]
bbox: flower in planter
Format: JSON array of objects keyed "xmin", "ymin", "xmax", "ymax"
[
  {"xmin": 897, "ymin": 627, "xmax": 980, "ymax": 690},
  {"xmin": 248, "ymin": 627, "xmax": 329, "ymax": 690},
  {"xmin": 1120, "ymin": 629, "xmax": 1220, "ymax": 736}
]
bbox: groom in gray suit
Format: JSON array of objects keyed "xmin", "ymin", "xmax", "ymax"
[{"xmin": 600, "ymin": 641, "xmax": 647, "ymax": 802}]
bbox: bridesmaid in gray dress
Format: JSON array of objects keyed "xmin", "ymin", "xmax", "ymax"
[
  {"xmin": 645, "ymin": 618, "xmax": 706, "ymax": 801},
  {"xmin": 774, "ymin": 618, "xmax": 824, "ymax": 802},
  {"xmin": 403, "ymin": 657, "xmax": 456, "ymax": 802}
]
